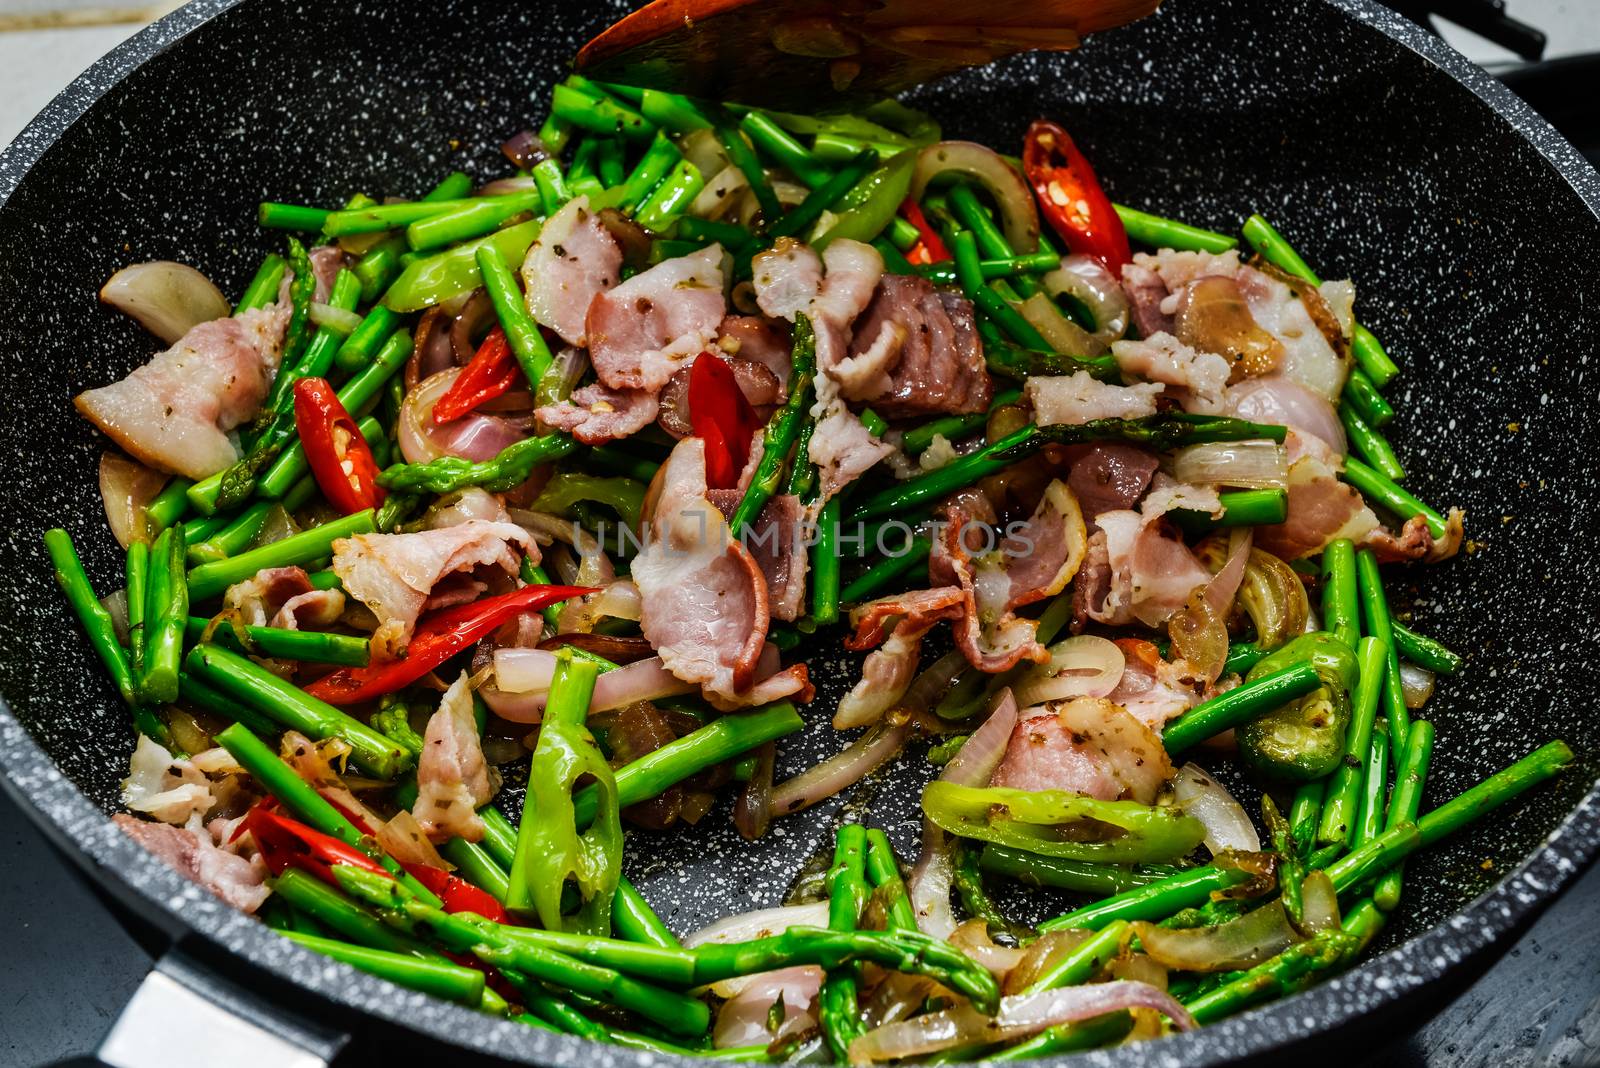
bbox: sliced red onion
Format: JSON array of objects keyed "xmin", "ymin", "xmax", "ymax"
[
  {"xmin": 309, "ymin": 302, "xmax": 363, "ymax": 335},
  {"xmin": 477, "ymin": 175, "xmax": 541, "ymax": 197},
  {"xmin": 1018, "ymin": 291, "xmax": 1103, "ymax": 357},
  {"xmin": 1133, "ymin": 899, "xmax": 1300, "ymax": 973},
  {"xmin": 1170, "ymin": 440, "xmax": 1289, "ymax": 490},
  {"xmin": 481, "ymin": 654, "xmax": 696, "ymax": 724},
  {"xmin": 406, "ymin": 307, "xmax": 457, "ymax": 390},
  {"xmin": 733, "ymin": 741, "xmax": 775, "ymax": 841},
  {"xmin": 1172, "ymin": 762, "xmax": 1260, "ymax": 855},
  {"xmin": 909, "ymin": 690, "xmax": 1018, "ymax": 939},
  {"xmin": 1042, "ymin": 253, "xmax": 1130, "ymax": 343},
  {"xmin": 99, "ymin": 451, "xmax": 168, "ymax": 548},
  {"xmin": 685, "ymin": 901, "xmax": 832, "ymax": 948},
  {"xmin": 512, "ymin": 509, "xmax": 617, "ymax": 589},
  {"xmin": 849, "ymin": 980, "xmax": 1194, "ymax": 1062},
  {"xmin": 910, "ymin": 141, "xmax": 1040, "ymax": 254},
  {"xmin": 1225, "ymin": 376, "xmax": 1346, "ymax": 458},
  {"xmin": 1399, "ymin": 662, "xmax": 1435, "ymax": 709},
  {"xmin": 492, "ymin": 648, "xmax": 560, "ymax": 693},
  {"xmin": 1299, "ymin": 870, "xmax": 1342, "ymax": 934},
  {"xmin": 100, "ymin": 260, "xmax": 230, "ymax": 344},
  {"xmin": 501, "ymin": 130, "xmax": 549, "ymax": 171},
  {"xmin": 769, "ymin": 719, "xmax": 909, "ymax": 818},
  {"xmin": 399, "ymin": 368, "xmax": 530, "ymax": 463},
  {"xmin": 448, "ymin": 289, "xmax": 496, "ymax": 365},
  {"xmin": 713, "ymin": 965, "xmax": 822, "ymax": 1046},
  {"xmin": 1013, "ymin": 636, "xmax": 1124, "ymax": 707}
]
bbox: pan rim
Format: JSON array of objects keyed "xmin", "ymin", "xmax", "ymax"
[{"xmin": 1, "ymin": 0, "xmax": 1597, "ymax": 1063}]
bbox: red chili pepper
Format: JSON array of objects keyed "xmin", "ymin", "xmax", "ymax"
[
  {"xmin": 899, "ymin": 199, "xmax": 951, "ymax": 265},
  {"xmin": 293, "ymin": 377, "xmax": 387, "ymax": 514},
  {"xmin": 1022, "ymin": 119, "xmax": 1131, "ymax": 272},
  {"xmin": 406, "ymin": 863, "xmax": 510, "ymax": 923},
  {"xmin": 688, "ymin": 351, "xmax": 764, "ymax": 490},
  {"xmin": 242, "ymin": 802, "xmax": 511, "ymax": 922},
  {"xmin": 241, "ymin": 802, "xmax": 386, "ymax": 884},
  {"xmin": 433, "ymin": 327, "xmax": 519, "ymax": 424},
  {"xmin": 304, "ymin": 583, "xmax": 595, "ymax": 705}
]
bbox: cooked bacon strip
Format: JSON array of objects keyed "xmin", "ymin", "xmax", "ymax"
[
  {"xmin": 122, "ymin": 734, "xmax": 214, "ymax": 825},
  {"xmin": 836, "ymin": 275, "xmax": 991, "ymax": 418},
  {"xmin": 587, "ymin": 244, "xmax": 726, "ymax": 392},
  {"xmin": 220, "ymin": 565, "xmax": 345, "ymax": 632},
  {"xmin": 114, "ymin": 813, "xmax": 270, "ymax": 913},
  {"xmin": 716, "ymin": 315, "xmax": 793, "ymax": 388},
  {"xmin": 633, "ymin": 438, "xmax": 769, "ymax": 701},
  {"xmin": 1025, "ymin": 370, "xmax": 1162, "ymax": 426},
  {"xmin": 413, "ymin": 673, "xmax": 492, "ymax": 843},
  {"xmin": 991, "ymin": 697, "xmax": 1173, "ymax": 804},
  {"xmin": 522, "ymin": 195, "xmax": 622, "ymax": 346},
  {"xmin": 536, "ymin": 381, "xmax": 660, "ymax": 444},
  {"xmin": 1107, "ymin": 638, "xmax": 1207, "ymax": 732},
  {"xmin": 707, "ymin": 490, "xmax": 809, "ymax": 622},
  {"xmin": 1111, "ymin": 332, "xmax": 1231, "ymax": 411},
  {"xmin": 74, "ymin": 303, "xmax": 290, "ymax": 479},
  {"xmin": 332, "ymin": 519, "xmax": 537, "ymax": 658},
  {"xmin": 835, "ymin": 587, "xmax": 966, "ymax": 728},
  {"xmin": 1088, "ymin": 479, "xmax": 1217, "ymax": 628}
]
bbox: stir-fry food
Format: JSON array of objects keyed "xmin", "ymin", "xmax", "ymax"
[{"xmin": 52, "ymin": 73, "xmax": 1573, "ymax": 1060}]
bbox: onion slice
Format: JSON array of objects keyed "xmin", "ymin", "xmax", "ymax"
[
  {"xmin": 1399, "ymin": 662, "xmax": 1435, "ymax": 709},
  {"xmin": 1170, "ymin": 440, "xmax": 1288, "ymax": 490},
  {"xmin": 1133, "ymin": 899, "xmax": 1300, "ymax": 972},
  {"xmin": 849, "ymin": 980, "xmax": 1194, "ymax": 1062},
  {"xmin": 398, "ymin": 368, "xmax": 530, "ymax": 464},
  {"xmin": 685, "ymin": 901, "xmax": 832, "ymax": 948},
  {"xmin": 908, "ymin": 690, "xmax": 1018, "ymax": 939},
  {"xmin": 1171, "ymin": 762, "xmax": 1260, "ymax": 855},
  {"xmin": 1041, "ymin": 254, "xmax": 1129, "ymax": 344},
  {"xmin": 100, "ymin": 261, "xmax": 230, "ymax": 344},
  {"xmin": 910, "ymin": 141, "xmax": 1040, "ymax": 254},
  {"xmin": 1299, "ymin": 870, "xmax": 1342, "ymax": 935},
  {"xmin": 1012, "ymin": 636, "xmax": 1125, "ymax": 706},
  {"xmin": 769, "ymin": 719, "xmax": 909, "ymax": 818},
  {"xmin": 480, "ymin": 654, "xmax": 695, "ymax": 723},
  {"xmin": 99, "ymin": 451, "xmax": 168, "ymax": 548}
]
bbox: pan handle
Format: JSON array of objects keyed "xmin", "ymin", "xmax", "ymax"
[{"xmin": 47, "ymin": 947, "xmax": 349, "ymax": 1068}]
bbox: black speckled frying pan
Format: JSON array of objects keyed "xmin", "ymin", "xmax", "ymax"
[{"xmin": 1, "ymin": 1, "xmax": 1597, "ymax": 1065}]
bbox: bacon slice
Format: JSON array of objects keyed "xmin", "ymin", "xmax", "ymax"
[
  {"xmin": 1111, "ymin": 332, "xmax": 1231, "ymax": 411},
  {"xmin": 74, "ymin": 304, "xmax": 289, "ymax": 479},
  {"xmin": 332, "ymin": 519, "xmax": 538, "ymax": 658},
  {"xmin": 522, "ymin": 195, "xmax": 622, "ymax": 347},
  {"xmin": 1064, "ymin": 443, "xmax": 1160, "ymax": 525},
  {"xmin": 837, "ymin": 275, "xmax": 991, "ymax": 418},
  {"xmin": 114, "ymin": 813, "xmax": 270, "ymax": 913},
  {"xmin": 536, "ymin": 380, "xmax": 660, "ymax": 444},
  {"xmin": 220, "ymin": 565, "xmax": 345, "ymax": 632},
  {"xmin": 1025, "ymin": 370, "xmax": 1162, "ymax": 426},
  {"xmin": 633, "ymin": 438, "xmax": 769, "ymax": 701},
  {"xmin": 990, "ymin": 697, "xmax": 1173, "ymax": 804},
  {"xmin": 835, "ymin": 586, "xmax": 966, "ymax": 729},
  {"xmin": 707, "ymin": 490, "xmax": 810, "ymax": 622},
  {"xmin": 587, "ymin": 243, "xmax": 727, "ymax": 392},
  {"xmin": 413, "ymin": 673, "xmax": 492, "ymax": 843}
]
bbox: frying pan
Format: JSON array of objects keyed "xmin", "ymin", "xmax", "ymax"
[{"xmin": 1, "ymin": 0, "xmax": 1597, "ymax": 1065}]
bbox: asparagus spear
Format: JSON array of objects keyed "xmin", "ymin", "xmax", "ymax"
[
  {"xmin": 613, "ymin": 877, "xmax": 682, "ymax": 949},
  {"xmin": 951, "ymin": 230, "xmax": 1052, "ymax": 349},
  {"xmin": 1374, "ymin": 720, "xmax": 1435, "ymax": 910},
  {"xmin": 1393, "ymin": 621, "xmax": 1463, "ymax": 675},
  {"xmin": 863, "ymin": 828, "xmax": 917, "ymax": 932},
  {"xmin": 977, "ymin": 846, "xmax": 1179, "ymax": 896},
  {"xmin": 1342, "ymin": 457, "xmax": 1447, "ymax": 541},
  {"xmin": 1020, "ymin": 919, "xmax": 1132, "ymax": 994},
  {"xmin": 44, "ymin": 528, "xmax": 138, "ymax": 707},
  {"xmin": 1356, "ymin": 549, "xmax": 1412, "ymax": 749},
  {"xmin": 281, "ymin": 930, "xmax": 488, "ymax": 1007},
  {"xmin": 477, "ymin": 243, "xmax": 555, "ymax": 392},
  {"xmin": 635, "ymin": 159, "xmax": 706, "ymax": 233},
  {"xmin": 1161, "ymin": 661, "xmax": 1323, "ymax": 756},
  {"xmin": 337, "ymin": 866, "xmax": 711, "ymax": 1037},
  {"xmin": 1320, "ymin": 538, "xmax": 1361, "ymax": 649},
  {"xmin": 271, "ymin": 869, "xmax": 434, "ymax": 957},
  {"xmin": 1340, "ymin": 404, "xmax": 1406, "ymax": 481},
  {"xmin": 1343, "ymin": 366, "xmax": 1394, "ymax": 428},
  {"xmin": 819, "ymin": 825, "xmax": 870, "ymax": 1062},
  {"xmin": 406, "ymin": 191, "xmax": 541, "ymax": 251},
  {"xmin": 1356, "ymin": 721, "xmax": 1391, "ymax": 848},
  {"xmin": 1037, "ymin": 865, "xmax": 1252, "ymax": 933},
  {"xmin": 124, "ymin": 542, "xmax": 148, "ymax": 678},
  {"xmin": 190, "ymin": 647, "xmax": 410, "ymax": 779},
  {"xmin": 141, "ymin": 524, "xmax": 187, "ymax": 705},
  {"xmin": 848, "ymin": 414, "xmax": 1287, "ymax": 522},
  {"xmin": 331, "ymin": 305, "xmax": 403, "ymax": 375},
  {"xmin": 1113, "ymin": 204, "xmax": 1238, "ymax": 253},
  {"xmin": 730, "ymin": 316, "xmax": 816, "ymax": 536},
  {"xmin": 185, "ymin": 617, "xmax": 370, "ymax": 667},
  {"xmin": 187, "ymin": 510, "xmax": 375, "ymax": 601},
  {"xmin": 143, "ymin": 478, "xmax": 194, "ymax": 535},
  {"xmin": 810, "ymin": 497, "xmax": 844, "ymax": 626},
  {"xmin": 378, "ymin": 433, "xmax": 577, "ymax": 496},
  {"xmin": 839, "ymin": 537, "xmax": 931, "ymax": 605},
  {"xmin": 1317, "ymin": 636, "xmax": 1388, "ymax": 847}
]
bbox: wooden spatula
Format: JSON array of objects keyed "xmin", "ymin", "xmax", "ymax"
[{"xmin": 575, "ymin": 0, "xmax": 1162, "ymax": 109}]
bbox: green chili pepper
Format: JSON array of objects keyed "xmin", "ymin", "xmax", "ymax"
[
  {"xmin": 1237, "ymin": 631, "xmax": 1359, "ymax": 782},
  {"xmin": 507, "ymin": 650, "xmax": 622, "ymax": 934},
  {"xmin": 381, "ymin": 220, "xmax": 539, "ymax": 313},
  {"xmin": 921, "ymin": 782, "xmax": 1205, "ymax": 864},
  {"xmin": 530, "ymin": 473, "xmax": 647, "ymax": 531},
  {"xmin": 812, "ymin": 150, "xmax": 917, "ymax": 251}
]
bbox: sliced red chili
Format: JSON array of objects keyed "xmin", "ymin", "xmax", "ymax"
[
  {"xmin": 294, "ymin": 377, "xmax": 386, "ymax": 514},
  {"xmin": 406, "ymin": 863, "xmax": 510, "ymax": 923},
  {"xmin": 900, "ymin": 199, "xmax": 951, "ymax": 265},
  {"xmin": 303, "ymin": 583, "xmax": 595, "ymax": 705},
  {"xmin": 688, "ymin": 351, "xmax": 764, "ymax": 490},
  {"xmin": 433, "ymin": 327, "xmax": 519, "ymax": 424},
  {"xmin": 241, "ymin": 801, "xmax": 385, "ymax": 885},
  {"xmin": 1023, "ymin": 119, "xmax": 1131, "ymax": 272}
]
